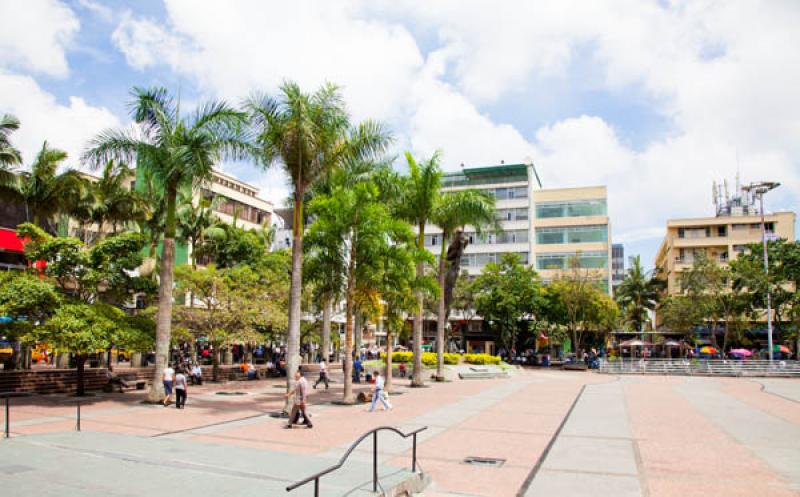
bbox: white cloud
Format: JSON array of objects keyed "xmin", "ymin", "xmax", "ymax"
[
  {"xmin": 0, "ymin": 0, "xmax": 79, "ymax": 77},
  {"xmin": 0, "ymin": 72, "xmax": 121, "ymax": 170}
]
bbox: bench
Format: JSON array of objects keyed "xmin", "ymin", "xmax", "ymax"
[{"xmin": 104, "ymin": 373, "xmax": 147, "ymax": 392}]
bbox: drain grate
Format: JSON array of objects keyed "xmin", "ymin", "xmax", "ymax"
[
  {"xmin": 463, "ymin": 456, "xmax": 505, "ymax": 467},
  {"xmin": 215, "ymin": 391, "xmax": 247, "ymax": 396}
]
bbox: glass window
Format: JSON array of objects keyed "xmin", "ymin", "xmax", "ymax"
[
  {"xmin": 535, "ymin": 251, "xmax": 608, "ymax": 270},
  {"xmin": 535, "ymin": 199, "xmax": 606, "ymax": 218},
  {"xmin": 535, "ymin": 225, "xmax": 608, "ymax": 244}
]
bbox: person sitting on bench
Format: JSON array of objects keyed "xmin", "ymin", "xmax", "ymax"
[{"xmin": 106, "ymin": 365, "xmax": 131, "ymax": 392}]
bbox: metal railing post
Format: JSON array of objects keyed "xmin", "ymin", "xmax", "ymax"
[
  {"xmin": 412, "ymin": 433, "xmax": 418, "ymax": 472},
  {"xmin": 4, "ymin": 396, "xmax": 9, "ymax": 438},
  {"xmin": 76, "ymin": 401, "xmax": 81, "ymax": 432},
  {"xmin": 314, "ymin": 478, "xmax": 319, "ymax": 497},
  {"xmin": 373, "ymin": 431, "xmax": 378, "ymax": 492}
]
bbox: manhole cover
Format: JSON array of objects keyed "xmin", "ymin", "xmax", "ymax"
[
  {"xmin": 463, "ymin": 457, "xmax": 505, "ymax": 467},
  {"xmin": 0, "ymin": 465, "xmax": 34, "ymax": 475},
  {"xmin": 215, "ymin": 391, "xmax": 247, "ymax": 396}
]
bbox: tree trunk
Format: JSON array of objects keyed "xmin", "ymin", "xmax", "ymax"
[
  {"xmin": 212, "ymin": 342, "xmax": 220, "ymax": 382},
  {"xmin": 76, "ymin": 354, "xmax": 87, "ymax": 396},
  {"xmin": 342, "ymin": 254, "xmax": 356, "ymax": 404},
  {"xmin": 436, "ymin": 237, "xmax": 448, "ymax": 379},
  {"xmin": 146, "ymin": 186, "xmax": 177, "ymax": 403},
  {"xmin": 385, "ymin": 321, "xmax": 394, "ymax": 392},
  {"xmin": 412, "ymin": 223, "xmax": 425, "ymax": 387},
  {"xmin": 283, "ymin": 192, "xmax": 304, "ymax": 413},
  {"xmin": 322, "ymin": 297, "xmax": 332, "ymax": 363}
]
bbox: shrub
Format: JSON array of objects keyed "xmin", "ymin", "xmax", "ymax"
[
  {"xmin": 380, "ymin": 351, "xmax": 460, "ymax": 366},
  {"xmin": 463, "ymin": 353, "xmax": 501, "ymax": 365}
]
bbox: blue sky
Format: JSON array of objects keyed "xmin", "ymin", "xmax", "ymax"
[{"xmin": 1, "ymin": 0, "xmax": 798, "ymax": 268}]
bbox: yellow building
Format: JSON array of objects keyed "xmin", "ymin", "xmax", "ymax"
[{"xmin": 655, "ymin": 210, "xmax": 796, "ymax": 296}]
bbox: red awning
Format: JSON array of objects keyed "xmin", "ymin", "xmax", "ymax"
[{"xmin": 0, "ymin": 228, "xmax": 24, "ymax": 252}]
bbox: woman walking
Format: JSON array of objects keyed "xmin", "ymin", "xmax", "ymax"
[{"xmin": 174, "ymin": 368, "xmax": 188, "ymax": 409}]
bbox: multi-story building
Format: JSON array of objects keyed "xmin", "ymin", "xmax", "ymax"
[
  {"xmin": 420, "ymin": 162, "xmax": 613, "ymax": 353},
  {"xmin": 612, "ymin": 244, "xmax": 625, "ymax": 291},
  {"xmin": 655, "ymin": 207, "xmax": 795, "ymax": 297},
  {"xmin": 531, "ymin": 186, "xmax": 612, "ymax": 294}
]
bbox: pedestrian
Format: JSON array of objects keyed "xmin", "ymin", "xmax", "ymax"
[
  {"xmin": 191, "ymin": 363, "xmax": 203, "ymax": 385},
  {"xmin": 162, "ymin": 363, "xmax": 175, "ymax": 406},
  {"xmin": 353, "ymin": 357, "xmax": 362, "ymax": 383},
  {"xmin": 174, "ymin": 368, "xmax": 188, "ymax": 409},
  {"xmin": 368, "ymin": 371, "xmax": 392, "ymax": 412},
  {"xmin": 398, "ymin": 362, "xmax": 407, "ymax": 378},
  {"xmin": 284, "ymin": 370, "xmax": 313, "ymax": 429},
  {"xmin": 313, "ymin": 358, "xmax": 329, "ymax": 390}
]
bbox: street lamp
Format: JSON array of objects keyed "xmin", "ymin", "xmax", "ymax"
[{"xmin": 742, "ymin": 181, "xmax": 780, "ymax": 361}]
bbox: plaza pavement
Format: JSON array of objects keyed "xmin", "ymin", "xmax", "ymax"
[{"xmin": 1, "ymin": 369, "xmax": 799, "ymax": 496}]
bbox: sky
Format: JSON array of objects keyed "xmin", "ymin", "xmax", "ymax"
[{"xmin": 1, "ymin": 0, "xmax": 799, "ymax": 268}]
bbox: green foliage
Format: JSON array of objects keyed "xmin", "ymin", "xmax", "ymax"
[
  {"xmin": 380, "ymin": 351, "xmax": 459, "ymax": 365},
  {"xmin": 615, "ymin": 255, "xmax": 664, "ymax": 331},
  {"xmin": 463, "ymin": 353, "xmax": 501, "ymax": 365},
  {"xmin": 201, "ymin": 222, "xmax": 269, "ymax": 268},
  {"xmin": 472, "ymin": 253, "xmax": 543, "ymax": 351},
  {"xmin": 0, "ymin": 273, "xmax": 61, "ymax": 338},
  {"xmin": 30, "ymin": 303, "xmax": 123, "ymax": 354}
]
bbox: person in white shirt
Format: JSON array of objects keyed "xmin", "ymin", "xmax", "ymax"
[
  {"xmin": 162, "ymin": 364, "xmax": 175, "ymax": 406},
  {"xmin": 284, "ymin": 371, "xmax": 313, "ymax": 428},
  {"xmin": 368, "ymin": 371, "xmax": 392, "ymax": 412},
  {"xmin": 174, "ymin": 368, "xmax": 188, "ymax": 409},
  {"xmin": 313, "ymin": 359, "xmax": 329, "ymax": 390}
]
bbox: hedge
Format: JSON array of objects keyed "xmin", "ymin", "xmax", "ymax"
[
  {"xmin": 380, "ymin": 351, "xmax": 460, "ymax": 365},
  {"xmin": 463, "ymin": 353, "xmax": 501, "ymax": 365}
]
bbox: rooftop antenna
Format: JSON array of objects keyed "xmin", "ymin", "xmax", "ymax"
[{"xmin": 723, "ymin": 178, "xmax": 729, "ymax": 201}]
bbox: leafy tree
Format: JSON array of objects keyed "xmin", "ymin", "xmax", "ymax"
[
  {"xmin": 472, "ymin": 253, "xmax": 543, "ymax": 354},
  {"xmin": 0, "ymin": 273, "xmax": 61, "ymax": 369},
  {"xmin": 83, "ymin": 86, "xmax": 250, "ymax": 402},
  {"xmin": 546, "ymin": 262, "xmax": 614, "ymax": 353},
  {"xmin": 451, "ymin": 271, "xmax": 479, "ymax": 351},
  {"xmin": 26, "ymin": 302, "xmax": 128, "ymax": 395},
  {"xmin": 615, "ymin": 255, "xmax": 664, "ymax": 332},
  {"xmin": 173, "ymin": 264, "xmax": 288, "ymax": 380},
  {"xmin": 659, "ymin": 295, "xmax": 704, "ymax": 339},
  {"xmin": 246, "ymin": 82, "xmax": 390, "ymax": 405},
  {"xmin": 176, "ymin": 188, "xmax": 221, "ymax": 268},
  {"xmin": 395, "ymin": 151, "xmax": 443, "ymax": 386},
  {"xmin": 0, "ymin": 142, "xmax": 85, "ymax": 230},
  {"xmin": 0, "ymin": 114, "xmax": 22, "ymax": 187},
  {"xmin": 306, "ymin": 177, "xmax": 413, "ymax": 403},
  {"xmin": 201, "ymin": 221, "xmax": 268, "ymax": 268},
  {"xmin": 430, "ymin": 189, "xmax": 496, "ymax": 378}
]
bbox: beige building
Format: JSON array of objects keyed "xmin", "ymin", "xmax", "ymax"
[
  {"xmin": 532, "ymin": 186, "xmax": 612, "ymax": 294},
  {"xmin": 200, "ymin": 170, "xmax": 272, "ymax": 232},
  {"xmin": 655, "ymin": 210, "xmax": 796, "ymax": 296}
]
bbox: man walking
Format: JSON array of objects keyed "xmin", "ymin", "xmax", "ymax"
[
  {"xmin": 162, "ymin": 363, "xmax": 175, "ymax": 406},
  {"xmin": 285, "ymin": 370, "xmax": 313, "ymax": 428},
  {"xmin": 368, "ymin": 371, "xmax": 392, "ymax": 412},
  {"xmin": 313, "ymin": 359, "xmax": 329, "ymax": 390}
]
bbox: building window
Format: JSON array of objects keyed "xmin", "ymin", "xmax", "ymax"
[
  {"xmin": 535, "ymin": 199, "xmax": 606, "ymax": 218},
  {"xmin": 717, "ymin": 226, "xmax": 727, "ymax": 237},
  {"xmin": 536, "ymin": 251, "xmax": 608, "ymax": 270},
  {"xmin": 535, "ymin": 225, "xmax": 608, "ymax": 244}
]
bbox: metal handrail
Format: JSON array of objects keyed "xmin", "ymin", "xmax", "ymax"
[{"xmin": 286, "ymin": 425, "xmax": 427, "ymax": 496}]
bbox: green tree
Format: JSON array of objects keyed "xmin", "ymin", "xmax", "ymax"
[
  {"xmin": 246, "ymin": 82, "xmax": 390, "ymax": 403},
  {"xmin": 83, "ymin": 87, "xmax": 250, "ymax": 402},
  {"xmin": 0, "ymin": 273, "xmax": 61, "ymax": 369},
  {"xmin": 306, "ymin": 177, "xmax": 413, "ymax": 403},
  {"xmin": 395, "ymin": 151, "xmax": 443, "ymax": 387},
  {"xmin": 27, "ymin": 302, "xmax": 129, "ymax": 395},
  {"xmin": 472, "ymin": 253, "xmax": 543, "ymax": 354},
  {"xmin": 660, "ymin": 295, "xmax": 705, "ymax": 339},
  {"xmin": 1, "ymin": 142, "xmax": 85, "ymax": 230},
  {"xmin": 615, "ymin": 255, "xmax": 664, "ymax": 333},
  {"xmin": 430, "ymin": 189, "xmax": 496, "ymax": 378},
  {"xmin": 177, "ymin": 189, "xmax": 221, "ymax": 268},
  {"xmin": 89, "ymin": 160, "xmax": 148, "ymax": 238},
  {"xmin": 0, "ymin": 114, "xmax": 22, "ymax": 187}
]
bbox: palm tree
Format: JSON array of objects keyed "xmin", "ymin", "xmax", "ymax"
[
  {"xmin": 245, "ymin": 82, "xmax": 390, "ymax": 408},
  {"xmin": 90, "ymin": 160, "xmax": 148, "ymax": 238},
  {"xmin": 430, "ymin": 190, "xmax": 496, "ymax": 378},
  {"xmin": 1, "ymin": 141, "xmax": 85, "ymax": 231},
  {"xmin": 0, "ymin": 114, "xmax": 22, "ymax": 187},
  {"xmin": 616, "ymin": 255, "xmax": 664, "ymax": 335},
  {"xmin": 83, "ymin": 86, "xmax": 250, "ymax": 403},
  {"xmin": 176, "ymin": 187, "xmax": 221, "ymax": 268},
  {"xmin": 395, "ymin": 151, "xmax": 443, "ymax": 387}
]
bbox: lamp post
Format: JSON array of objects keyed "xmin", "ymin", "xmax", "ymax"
[{"xmin": 742, "ymin": 181, "xmax": 780, "ymax": 361}]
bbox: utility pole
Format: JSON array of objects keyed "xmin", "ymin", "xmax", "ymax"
[{"xmin": 742, "ymin": 181, "xmax": 780, "ymax": 362}]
